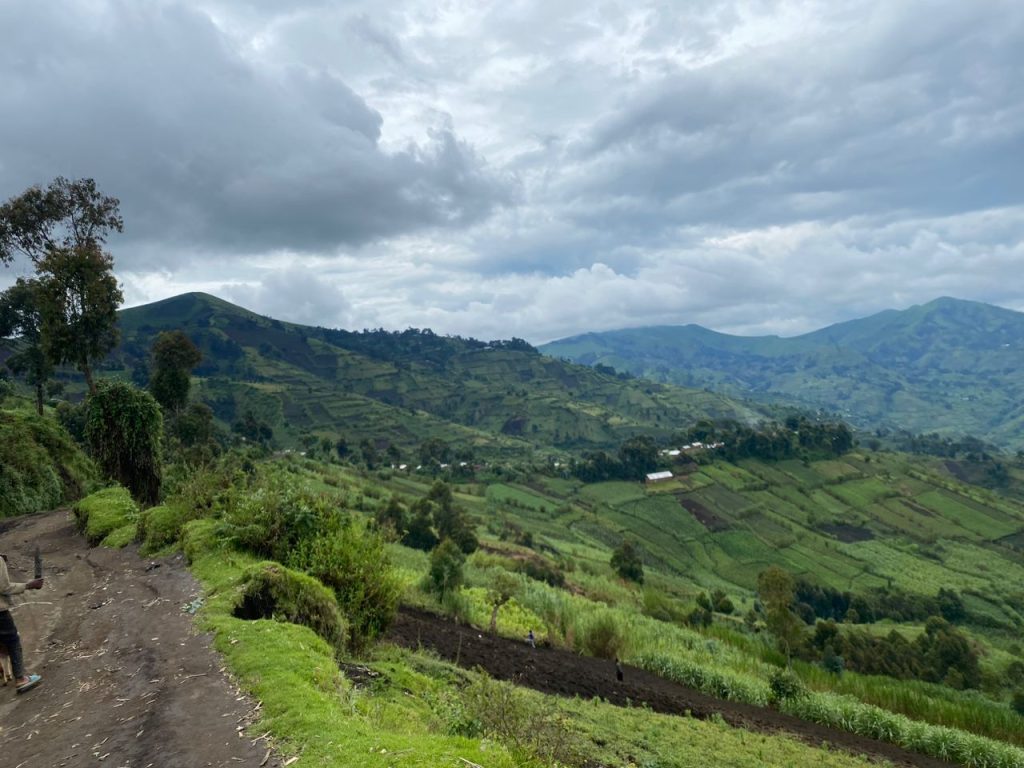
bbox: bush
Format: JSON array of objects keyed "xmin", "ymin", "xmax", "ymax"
[
  {"xmin": 234, "ymin": 562, "xmax": 347, "ymax": 654},
  {"xmin": 219, "ymin": 475, "xmax": 341, "ymax": 563},
  {"xmin": 769, "ymin": 668, "xmax": 807, "ymax": 703},
  {"xmin": 74, "ymin": 486, "xmax": 139, "ymax": 545},
  {"xmin": 139, "ymin": 504, "xmax": 188, "ymax": 553},
  {"xmin": 84, "ymin": 381, "xmax": 163, "ymax": 504},
  {"xmin": 289, "ymin": 520, "xmax": 401, "ymax": 653},
  {"xmin": 580, "ymin": 611, "xmax": 627, "ymax": 660},
  {"xmin": 429, "ymin": 539, "xmax": 466, "ymax": 597},
  {"xmin": 454, "ymin": 673, "xmax": 581, "ymax": 765},
  {"xmin": 610, "ymin": 540, "xmax": 644, "ymax": 584}
]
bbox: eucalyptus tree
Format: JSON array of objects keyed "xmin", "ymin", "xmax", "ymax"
[{"xmin": 0, "ymin": 178, "xmax": 124, "ymax": 394}]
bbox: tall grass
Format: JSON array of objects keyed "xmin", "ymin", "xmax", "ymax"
[
  {"xmin": 798, "ymin": 662, "xmax": 1024, "ymax": 747},
  {"xmin": 459, "ymin": 554, "xmax": 1024, "ymax": 768}
]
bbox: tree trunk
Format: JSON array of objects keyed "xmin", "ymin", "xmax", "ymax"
[
  {"xmin": 489, "ymin": 604, "xmax": 500, "ymax": 633},
  {"xmin": 35, "ymin": 382, "xmax": 44, "ymax": 416},
  {"xmin": 81, "ymin": 361, "xmax": 95, "ymax": 394}
]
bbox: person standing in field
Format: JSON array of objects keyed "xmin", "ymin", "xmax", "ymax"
[
  {"xmin": 0, "ymin": 553, "xmax": 44, "ymax": 694},
  {"xmin": 527, "ymin": 629, "xmax": 536, "ymax": 648}
]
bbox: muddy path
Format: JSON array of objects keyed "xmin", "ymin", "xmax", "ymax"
[
  {"xmin": 388, "ymin": 607, "xmax": 956, "ymax": 768},
  {"xmin": 0, "ymin": 510, "xmax": 280, "ymax": 768}
]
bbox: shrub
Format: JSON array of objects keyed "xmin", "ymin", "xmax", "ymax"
[
  {"xmin": 84, "ymin": 381, "xmax": 163, "ymax": 504},
  {"xmin": 429, "ymin": 539, "xmax": 466, "ymax": 597},
  {"xmin": 139, "ymin": 504, "xmax": 188, "ymax": 553},
  {"xmin": 289, "ymin": 520, "xmax": 401, "ymax": 653},
  {"xmin": 455, "ymin": 673, "xmax": 581, "ymax": 765},
  {"xmin": 74, "ymin": 486, "xmax": 139, "ymax": 545},
  {"xmin": 580, "ymin": 611, "xmax": 626, "ymax": 659},
  {"xmin": 769, "ymin": 668, "xmax": 807, "ymax": 703},
  {"xmin": 234, "ymin": 562, "xmax": 347, "ymax": 654},
  {"xmin": 220, "ymin": 476, "xmax": 341, "ymax": 563},
  {"xmin": 610, "ymin": 539, "xmax": 644, "ymax": 583}
]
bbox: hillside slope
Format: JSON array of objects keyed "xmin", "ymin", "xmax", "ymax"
[
  {"xmin": 108, "ymin": 292, "xmax": 765, "ymax": 456},
  {"xmin": 540, "ymin": 297, "xmax": 1024, "ymax": 450}
]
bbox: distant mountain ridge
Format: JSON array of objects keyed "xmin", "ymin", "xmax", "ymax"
[
  {"xmin": 540, "ymin": 297, "xmax": 1024, "ymax": 450},
  {"xmin": 107, "ymin": 292, "xmax": 765, "ymax": 456}
]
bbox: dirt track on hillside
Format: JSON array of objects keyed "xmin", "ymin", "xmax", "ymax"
[
  {"xmin": 0, "ymin": 510, "xmax": 280, "ymax": 768},
  {"xmin": 388, "ymin": 607, "xmax": 956, "ymax": 768}
]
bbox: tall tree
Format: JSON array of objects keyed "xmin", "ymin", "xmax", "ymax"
[
  {"xmin": 149, "ymin": 331, "xmax": 202, "ymax": 411},
  {"xmin": 0, "ymin": 178, "xmax": 125, "ymax": 394},
  {"xmin": 0, "ymin": 177, "xmax": 123, "ymax": 266},
  {"xmin": 36, "ymin": 242, "xmax": 123, "ymax": 393},
  {"xmin": 0, "ymin": 278, "xmax": 51, "ymax": 414}
]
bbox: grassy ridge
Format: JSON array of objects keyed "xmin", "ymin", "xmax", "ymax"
[{"xmin": 108, "ymin": 292, "xmax": 765, "ymax": 455}]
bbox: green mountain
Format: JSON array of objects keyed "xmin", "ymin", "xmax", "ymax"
[
  {"xmin": 540, "ymin": 297, "xmax": 1024, "ymax": 450},
  {"xmin": 108, "ymin": 292, "xmax": 764, "ymax": 456}
]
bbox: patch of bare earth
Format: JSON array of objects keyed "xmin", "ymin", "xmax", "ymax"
[
  {"xmin": 0, "ymin": 510, "xmax": 280, "ymax": 768},
  {"xmin": 388, "ymin": 607, "xmax": 956, "ymax": 768}
]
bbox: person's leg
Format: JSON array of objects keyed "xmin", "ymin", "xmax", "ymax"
[{"xmin": 0, "ymin": 610, "xmax": 26, "ymax": 680}]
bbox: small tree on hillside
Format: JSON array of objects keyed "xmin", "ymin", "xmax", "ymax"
[
  {"xmin": 85, "ymin": 380, "xmax": 163, "ymax": 504},
  {"xmin": 758, "ymin": 566, "xmax": 803, "ymax": 659},
  {"xmin": 611, "ymin": 540, "xmax": 644, "ymax": 584},
  {"xmin": 487, "ymin": 571, "xmax": 520, "ymax": 633},
  {"xmin": 402, "ymin": 499, "xmax": 439, "ymax": 551},
  {"xmin": 429, "ymin": 539, "xmax": 466, "ymax": 597},
  {"xmin": 0, "ymin": 278, "xmax": 51, "ymax": 414},
  {"xmin": 149, "ymin": 331, "xmax": 202, "ymax": 411}
]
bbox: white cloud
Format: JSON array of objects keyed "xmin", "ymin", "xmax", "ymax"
[{"xmin": 2, "ymin": 0, "xmax": 1023, "ymax": 342}]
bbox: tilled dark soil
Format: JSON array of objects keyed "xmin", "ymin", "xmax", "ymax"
[
  {"xmin": 0, "ymin": 510, "xmax": 279, "ymax": 768},
  {"xmin": 388, "ymin": 607, "xmax": 956, "ymax": 768}
]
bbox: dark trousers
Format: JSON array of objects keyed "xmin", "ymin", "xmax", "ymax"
[{"xmin": 0, "ymin": 610, "xmax": 25, "ymax": 678}]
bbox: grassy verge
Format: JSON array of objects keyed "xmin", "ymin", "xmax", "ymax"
[
  {"xmin": 73, "ymin": 486, "xmax": 139, "ymax": 546},
  {"xmin": 0, "ymin": 406, "xmax": 96, "ymax": 519},
  {"xmin": 180, "ymin": 520, "xmax": 888, "ymax": 768}
]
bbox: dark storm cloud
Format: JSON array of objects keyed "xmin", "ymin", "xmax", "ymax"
[
  {"xmin": 2, "ymin": 0, "xmax": 1022, "ymax": 342},
  {"xmin": 0, "ymin": 1, "xmax": 512, "ymax": 265},
  {"xmin": 560, "ymin": 1, "xmax": 1024, "ymax": 241}
]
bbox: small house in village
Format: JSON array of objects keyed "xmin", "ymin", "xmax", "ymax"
[{"xmin": 645, "ymin": 470, "xmax": 673, "ymax": 484}]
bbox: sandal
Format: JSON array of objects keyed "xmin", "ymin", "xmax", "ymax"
[{"xmin": 17, "ymin": 674, "xmax": 42, "ymax": 694}]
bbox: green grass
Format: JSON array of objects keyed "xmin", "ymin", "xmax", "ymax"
[
  {"xmin": 74, "ymin": 486, "xmax": 139, "ymax": 545},
  {"xmin": 0, "ymin": 405, "xmax": 96, "ymax": 519},
  {"xmin": 180, "ymin": 520, "xmax": 888, "ymax": 768}
]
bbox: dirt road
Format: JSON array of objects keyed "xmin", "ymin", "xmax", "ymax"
[
  {"xmin": 0, "ymin": 510, "xmax": 279, "ymax": 768},
  {"xmin": 388, "ymin": 607, "xmax": 957, "ymax": 768}
]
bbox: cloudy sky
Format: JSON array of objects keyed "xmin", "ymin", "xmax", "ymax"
[{"xmin": 1, "ymin": 0, "xmax": 1022, "ymax": 342}]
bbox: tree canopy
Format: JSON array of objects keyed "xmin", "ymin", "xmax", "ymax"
[
  {"xmin": 0, "ymin": 278, "xmax": 51, "ymax": 414},
  {"xmin": 36, "ymin": 242, "xmax": 123, "ymax": 393},
  {"xmin": 0, "ymin": 177, "xmax": 123, "ymax": 266},
  {"xmin": 1, "ymin": 178, "xmax": 125, "ymax": 395},
  {"xmin": 149, "ymin": 331, "xmax": 202, "ymax": 411}
]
